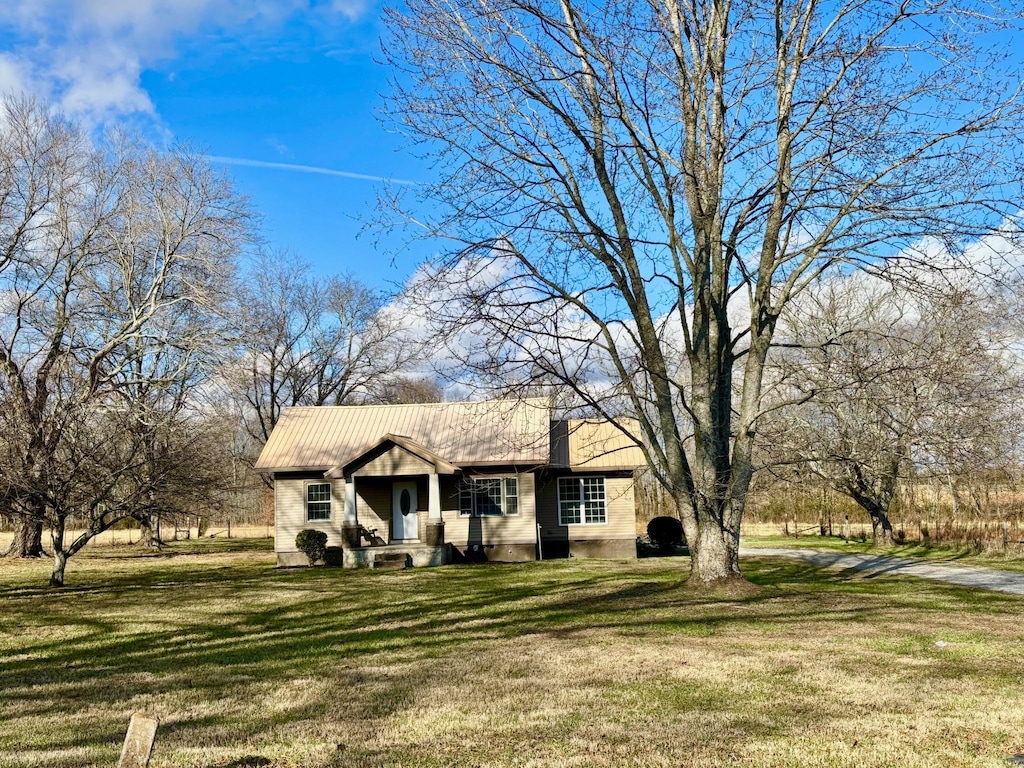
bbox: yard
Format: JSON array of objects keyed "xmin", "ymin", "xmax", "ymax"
[{"xmin": 2, "ymin": 539, "xmax": 1023, "ymax": 768}]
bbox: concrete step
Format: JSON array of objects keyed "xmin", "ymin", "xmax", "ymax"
[{"xmin": 371, "ymin": 552, "xmax": 410, "ymax": 570}]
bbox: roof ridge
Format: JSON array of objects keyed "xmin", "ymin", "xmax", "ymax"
[{"xmin": 281, "ymin": 397, "xmax": 551, "ymax": 412}]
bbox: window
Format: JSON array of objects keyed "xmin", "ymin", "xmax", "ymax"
[
  {"xmin": 306, "ymin": 482, "xmax": 332, "ymax": 522},
  {"xmin": 504, "ymin": 477, "xmax": 518, "ymax": 516},
  {"xmin": 558, "ymin": 476, "xmax": 606, "ymax": 525},
  {"xmin": 459, "ymin": 477, "xmax": 520, "ymax": 517}
]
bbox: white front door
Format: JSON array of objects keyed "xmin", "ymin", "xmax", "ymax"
[{"xmin": 392, "ymin": 481, "xmax": 419, "ymax": 541}]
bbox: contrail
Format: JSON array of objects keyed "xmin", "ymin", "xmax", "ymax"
[{"xmin": 209, "ymin": 156, "xmax": 419, "ymax": 186}]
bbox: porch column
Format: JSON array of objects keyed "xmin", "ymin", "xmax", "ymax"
[
  {"xmin": 342, "ymin": 474, "xmax": 361, "ymax": 550},
  {"xmin": 428, "ymin": 473, "xmax": 442, "ymax": 520},
  {"xmin": 426, "ymin": 472, "xmax": 445, "ymax": 547},
  {"xmin": 344, "ymin": 475, "xmax": 358, "ymax": 523}
]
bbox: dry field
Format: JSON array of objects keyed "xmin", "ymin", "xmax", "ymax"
[
  {"xmin": 0, "ymin": 524, "xmax": 273, "ymax": 551},
  {"xmin": 2, "ymin": 539, "xmax": 1023, "ymax": 767}
]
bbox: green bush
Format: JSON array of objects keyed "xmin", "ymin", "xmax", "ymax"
[
  {"xmin": 647, "ymin": 516, "xmax": 684, "ymax": 554},
  {"xmin": 295, "ymin": 529, "xmax": 328, "ymax": 565}
]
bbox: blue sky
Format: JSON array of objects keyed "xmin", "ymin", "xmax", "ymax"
[{"xmin": 0, "ymin": 0, "xmax": 429, "ymax": 291}]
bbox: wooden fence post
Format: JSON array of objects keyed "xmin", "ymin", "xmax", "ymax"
[{"xmin": 118, "ymin": 713, "xmax": 158, "ymax": 768}]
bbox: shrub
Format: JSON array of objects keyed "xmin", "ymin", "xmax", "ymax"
[
  {"xmin": 295, "ymin": 529, "xmax": 328, "ymax": 565},
  {"xmin": 647, "ymin": 516, "xmax": 684, "ymax": 554}
]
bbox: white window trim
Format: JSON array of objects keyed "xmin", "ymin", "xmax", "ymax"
[
  {"xmin": 557, "ymin": 476, "xmax": 608, "ymax": 526},
  {"xmin": 459, "ymin": 476, "xmax": 520, "ymax": 517},
  {"xmin": 305, "ymin": 481, "xmax": 332, "ymax": 522}
]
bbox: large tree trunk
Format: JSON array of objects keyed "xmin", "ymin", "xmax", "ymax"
[
  {"xmin": 50, "ymin": 550, "xmax": 68, "ymax": 587},
  {"xmin": 136, "ymin": 512, "xmax": 163, "ymax": 548},
  {"xmin": 848, "ymin": 492, "xmax": 896, "ymax": 547},
  {"xmin": 870, "ymin": 511, "xmax": 895, "ymax": 548},
  {"xmin": 846, "ymin": 467, "xmax": 899, "ymax": 548},
  {"xmin": 3, "ymin": 517, "xmax": 44, "ymax": 558},
  {"xmin": 675, "ymin": 489, "xmax": 745, "ymax": 587},
  {"xmin": 49, "ymin": 516, "xmax": 67, "ymax": 587},
  {"xmin": 689, "ymin": 522, "xmax": 742, "ymax": 585}
]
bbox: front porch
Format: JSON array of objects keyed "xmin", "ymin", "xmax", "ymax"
[
  {"xmin": 328, "ymin": 434, "xmax": 459, "ymax": 568},
  {"xmin": 341, "ymin": 541, "xmax": 452, "ymax": 569}
]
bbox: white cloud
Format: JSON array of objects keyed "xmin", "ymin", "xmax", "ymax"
[
  {"xmin": 0, "ymin": 0, "xmax": 367, "ymax": 123},
  {"xmin": 330, "ymin": 0, "xmax": 370, "ymax": 22},
  {"xmin": 0, "ymin": 52, "xmax": 34, "ymax": 95}
]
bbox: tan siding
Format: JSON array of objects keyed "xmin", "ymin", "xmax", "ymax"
[
  {"xmin": 519, "ymin": 472, "xmax": 536, "ymax": 522},
  {"xmin": 352, "ymin": 445, "xmax": 434, "ymax": 477},
  {"xmin": 274, "ymin": 476, "xmax": 343, "ymax": 553},
  {"xmin": 275, "ymin": 471, "xmax": 552, "ymax": 552},
  {"xmin": 536, "ymin": 473, "xmax": 635, "ymax": 540},
  {"xmin": 603, "ymin": 476, "xmax": 638, "ymax": 539},
  {"xmin": 443, "ymin": 513, "xmax": 538, "ymax": 545},
  {"xmin": 566, "ymin": 419, "xmax": 645, "ymax": 469}
]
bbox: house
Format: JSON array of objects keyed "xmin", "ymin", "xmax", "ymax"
[{"xmin": 254, "ymin": 398, "xmax": 644, "ymax": 567}]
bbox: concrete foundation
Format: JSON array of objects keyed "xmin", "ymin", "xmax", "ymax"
[
  {"xmin": 277, "ymin": 551, "xmax": 311, "ymax": 567},
  {"xmin": 569, "ymin": 538, "xmax": 637, "ymax": 559},
  {"xmin": 453, "ymin": 542, "xmax": 537, "ymax": 563},
  {"xmin": 277, "ymin": 538, "xmax": 635, "ymax": 567}
]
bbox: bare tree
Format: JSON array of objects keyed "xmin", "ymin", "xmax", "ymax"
[
  {"xmin": 227, "ymin": 251, "xmax": 416, "ymax": 464},
  {"xmin": 764, "ymin": 279, "xmax": 1023, "ymax": 545},
  {"xmin": 0, "ymin": 98, "xmax": 85, "ymax": 557},
  {"xmin": 377, "ymin": 375, "xmax": 445, "ymax": 404},
  {"xmin": 0, "ymin": 97, "xmax": 249, "ymax": 583},
  {"xmin": 382, "ymin": 0, "xmax": 1024, "ymax": 585},
  {"xmin": 111, "ymin": 300, "xmax": 228, "ymax": 548}
]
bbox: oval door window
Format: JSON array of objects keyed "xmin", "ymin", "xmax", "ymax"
[{"xmin": 400, "ymin": 488, "xmax": 412, "ymax": 515}]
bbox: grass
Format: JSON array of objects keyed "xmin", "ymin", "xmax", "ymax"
[
  {"xmin": 742, "ymin": 532, "xmax": 1024, "ymax": 574},
  {"xmin": 2, "ymin": 539, "xmax": 1024, "ymax": 767}
]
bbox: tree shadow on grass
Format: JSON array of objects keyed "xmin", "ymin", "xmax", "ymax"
[{"xmin": 3, "ymin": 557, "xmax": 1024, "ymax": 767}]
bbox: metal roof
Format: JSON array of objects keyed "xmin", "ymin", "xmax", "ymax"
[{"xmin": 254, "ymin": 398, "xmax": 553, "ymax": 472}]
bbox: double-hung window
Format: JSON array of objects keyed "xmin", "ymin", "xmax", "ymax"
[
  {"xmin": 306, "ymin": 482, "xmax": 332, "ymax": 522},
  {"xmin": 459, "ymin": 477, "xmax": 519, "ymax": 517},
  {"xmin": 557, "ymin": 476, "xmax": 606, "ymax": 525}
]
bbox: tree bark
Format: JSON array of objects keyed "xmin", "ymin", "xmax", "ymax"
[
  {"xmin": 674, "ymin": 490, "xmax": 744, "ymax": 587},
  {"xmin": 49, "ymin": 550, "xmax": 68, "ymax": 587},
  {"xmin": 383, "ymin": 0, "xmax": 1024, "ymax": 589},
  {"xmin": 689, "ymin": 521, "xmax": 742, "ymax": 586},
  {"xmin": 3, "ymin": 517, "xmax": 44, "ymax": 558},
  {"xmin": 870, "ymin": 513, "xmax": 895, "ymax": 548},
  {"xmin": 49, "ymin": 516, "xmax": 67, "ymax": 587},
  {"xmin": 136, "ymin": 512, "xmax": 163, "ymax": 548},
  {"xmin": 850, "ymin": 492, "xmax": 896, "ymax": 547}
]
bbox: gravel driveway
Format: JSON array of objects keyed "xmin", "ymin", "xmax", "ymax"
[{"xmin": 740, "ymin": 546, "xmax": 1024, "ymax": 596}]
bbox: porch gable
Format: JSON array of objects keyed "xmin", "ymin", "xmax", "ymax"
[{"xmin": 326, "ymin": 433, "xmax": 460, "ymax": 479}]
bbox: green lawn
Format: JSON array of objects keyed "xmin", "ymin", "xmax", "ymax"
[{"xmin": 2, "ymin": 540, "xmax": 1024, "ymax": 767}]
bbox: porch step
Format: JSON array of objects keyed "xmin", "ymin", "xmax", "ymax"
[{"xmin": 371, "ymin": 551, "xmax": 410, "ymax": 570}]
